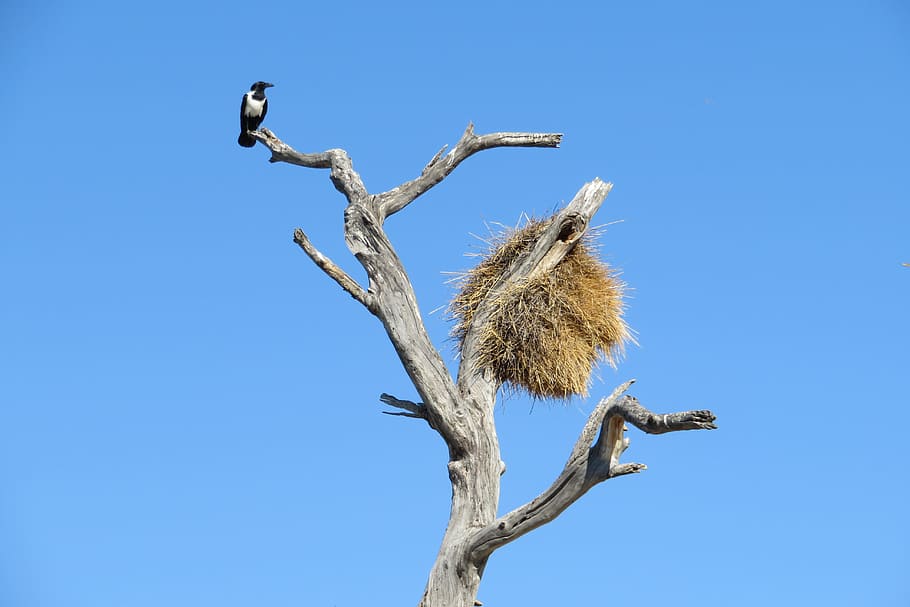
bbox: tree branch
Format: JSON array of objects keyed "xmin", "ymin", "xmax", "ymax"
[
  {"xmin": 376, "ymin": 123, "xmax": 562, "ymax": 219},
  {"xmin": 379, "ymin": 393, "xmax": 428, "ymax": 421},
  {"xmin": 252, "ymin": 128, "xmax": 369, "ymax": 202},
  {"xmin": 251, "ymin": 128, "xmax": 333, "ymax": 168},
  {"xmin": 293, "ymin": 228, "xmax": 374, "ymax": 311},
  {"xmin": 468, "ymin": 382, "xmax": 716, "ymax": 561}
]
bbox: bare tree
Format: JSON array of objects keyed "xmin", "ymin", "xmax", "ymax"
[{"xmin": 248, "ymin": 124, "xmax": 716, "ymax": 607}]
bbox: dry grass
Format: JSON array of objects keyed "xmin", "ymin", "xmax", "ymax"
[{"xmin": 451, "ymin": 217, "xmax": 630, "ymax": 400}]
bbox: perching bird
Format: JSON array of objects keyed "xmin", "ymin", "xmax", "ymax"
[{"xmin": 237, "ymin": 81, "xmax": 274, "ymax": 147}]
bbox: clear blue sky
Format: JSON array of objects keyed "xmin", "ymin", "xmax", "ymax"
[{"xmin": 2, "ymin": 1, "xmax": 908, "ymax": 606}]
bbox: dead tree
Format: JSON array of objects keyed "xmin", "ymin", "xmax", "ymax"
[{"xmin": 248, "ymin": 124, "xmax": 716, "ymax": 607}]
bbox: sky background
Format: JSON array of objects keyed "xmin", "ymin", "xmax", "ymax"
[{"xmin": 2, "ymin": 1, "xmax": 908, "ymax": 606}]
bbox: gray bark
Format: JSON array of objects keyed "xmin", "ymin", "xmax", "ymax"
[{"xmin": 248, "ymin": 125, "xmax": 716, "ymax": 607}]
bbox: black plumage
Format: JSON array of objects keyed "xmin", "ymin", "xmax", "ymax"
[{"xmin": 237, "ymin": 81, "xmax": 274, "ymax": 147}]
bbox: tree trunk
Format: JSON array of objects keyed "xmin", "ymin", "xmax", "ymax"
[{"xmin": 420, "ymin": 391, "xmax": 500, "ymax": 607}]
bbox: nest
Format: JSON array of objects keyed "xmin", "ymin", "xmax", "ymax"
[{"xmin": 451, "ymin": 217, "xmax": 630, "ymax": 399}]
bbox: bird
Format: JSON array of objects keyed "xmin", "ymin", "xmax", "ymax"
[{"xmin": 237, "ymin": 81, "xmax": 274, "ymax": 147}]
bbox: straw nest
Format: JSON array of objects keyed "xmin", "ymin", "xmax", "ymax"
[{"xmin": 451, "ymin": 217, "xmax": 630, "ymax": 400}]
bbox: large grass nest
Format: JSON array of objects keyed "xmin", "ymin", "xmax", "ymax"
[{"xmin": 451, "ymin": 217, "xmax": 630, "ymax": 400}]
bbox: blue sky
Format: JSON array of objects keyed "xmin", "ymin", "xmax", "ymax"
[{"xmin": 2, "ymin": 1, "xmax": 908, "ymax": 605}]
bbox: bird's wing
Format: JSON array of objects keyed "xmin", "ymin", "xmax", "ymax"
[
  {"xmin": 261, "ymin": 98, "xmax": 268, "ymax": 124},
  {"xmin": 239, "ymin": 93, "xmax": 249, "ymax": 131}
]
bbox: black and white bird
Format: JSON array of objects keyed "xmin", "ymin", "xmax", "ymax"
[{"xmin": 237, "ymin": 81, "xmax": 274, "ymax": 147}]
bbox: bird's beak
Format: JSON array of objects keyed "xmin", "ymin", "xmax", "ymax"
[{"xmin": 264, "ymin": 82, "xmax": 275, "ymax": 88}]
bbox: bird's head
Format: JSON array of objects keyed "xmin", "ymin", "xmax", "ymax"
[{"xmin": 250, "ymin": 81, "xmax": 274, "ymax": 91}]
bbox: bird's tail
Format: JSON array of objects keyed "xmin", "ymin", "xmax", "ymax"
[{"xmin": 237, "ymin": 132, "xmax": 256, "ymax": 147}]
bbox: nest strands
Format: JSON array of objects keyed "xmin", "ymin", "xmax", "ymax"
[{"xmin": 451, "ymin": 218, "xmax": 630, "ymax": 399}]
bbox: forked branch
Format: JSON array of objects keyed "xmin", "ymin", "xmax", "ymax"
[
  {"xmin": 468, "ymin": 381, "xmax": 716, "ymax": 561},
  {"xmin": 376, "ymin": 123, "xmax": 563, "ymax": 218},
  {"xmin": 251, "ymin": 123, "xmax": 567, "ymax": 447},
  {"xmin": 379, "ymin": 393, "xmax": 429, "ymax": 422},
  {"xmin": 246, "ymin": 120, "xmax": 715, "ymax": 607}
]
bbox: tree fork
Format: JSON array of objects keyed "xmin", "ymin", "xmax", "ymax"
[{"xmin": 248, "ymin": 124, "xmax": 716, "ymax": 607}]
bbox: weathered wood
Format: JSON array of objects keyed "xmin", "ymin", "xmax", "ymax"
[
  {"xmin": 469, "ymin": 384, "xmax": 717, "ymax": 559},
  {"xmin": 379, "ymin": 393, "xmax": 427, "ymax": 421},
  {"xmin": 375, "ymin": 123, "xmax": 563, "ymax": 218},
  {"xmin": 247, "ymin": 124, "xmax": 717, "ymax": 607},
  {"xmin": 293, "ymin": 228, "xmax": 373, "ymax": 310}
]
